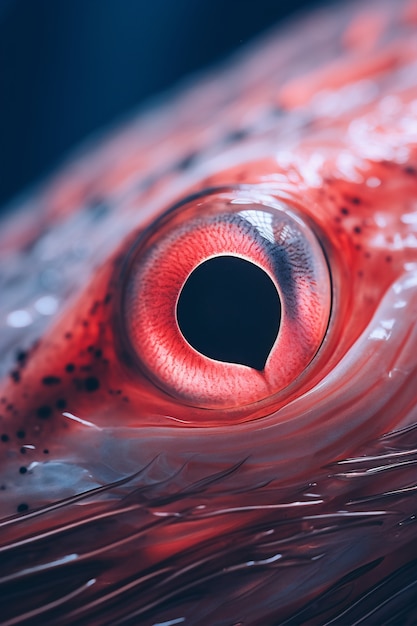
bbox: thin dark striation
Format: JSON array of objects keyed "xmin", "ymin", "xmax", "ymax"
[{"xmin": 0, "ymin": 0, "xmax": 417, "ymax": 624}]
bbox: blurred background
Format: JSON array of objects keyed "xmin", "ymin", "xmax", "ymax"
[{"xmin": 0, "ymin": 0, "xmax": 320, "ymax": 209}]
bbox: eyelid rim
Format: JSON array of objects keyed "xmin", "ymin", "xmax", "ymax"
[{"xmin": 113, "ymin": 184, "xmax": 343, "ymax": 421}]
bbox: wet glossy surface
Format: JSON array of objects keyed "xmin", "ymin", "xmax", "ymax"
[{"xmin": 0, "ymin": 0, "xmax": 417, "ymax": 623}]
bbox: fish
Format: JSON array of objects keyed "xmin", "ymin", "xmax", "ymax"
[{"xmin": 0, "ymin": 0, "xmax": 417, "ymax": 623}]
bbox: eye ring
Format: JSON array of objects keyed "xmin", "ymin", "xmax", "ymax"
[{"xmin": 117, "ymin": 186, "xmax": 333, "ymax": 412}]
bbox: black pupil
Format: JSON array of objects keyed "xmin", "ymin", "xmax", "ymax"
[{"xmin": 176, "ymin": 255, "xmax": 281, "ymax": 371}]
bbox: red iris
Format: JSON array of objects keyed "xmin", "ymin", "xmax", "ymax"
[{"xmin": 121, "ymin": 187, "xmax": 331, "ymax": 409}]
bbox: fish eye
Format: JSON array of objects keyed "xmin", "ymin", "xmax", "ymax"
[{"xmin": 118, "ymin": 186, "xmax": 331, "ymax": 409}]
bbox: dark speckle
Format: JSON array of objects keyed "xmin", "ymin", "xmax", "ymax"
[
  {"xmin": 89, "ymin": 301, "xmax": 101, "ymax": 316},
  {"xmin": 84, "ymin": 377, "xmax": 100, "ymax": 392},
  {"xmin": 16, "ymin": 350, "xmax": 27, "ymax": 363},
  {"xmin": 405, "ymin": 166, "xmax": 416, "ymax": 176},
  {"xmin": 16, "ymin": 430, "xmax": 25, "ymax": 439},
  {"xmin": 43, "ymin": 449, "xmax": 49, "ymax": 454},
  {"xmin": 19, "ymin": 466, "xmax": 27, "ymax": 474},
  {"xmin": 36, "ymin": 405, "xmax": 52, "ymax": 419},
  {"xmin": 1, "ymin": 434, "xmax": 9, "ymax": 442},
  {"xmin": 386, "ymin": 255, "xmax": 393, "ymax": 263},
  {"xmin": 64, "ymin": 332, "xmax": 73, "ymax": 340},
  {"xmin": 95, "ymin": 349, "xmax": 102, "ymax": 359},
  {"xmin": 82, "ymin": 320, "xmax": 89, "ymax": 328},
  {"xmin": 353, "ymin": 226, "xmax": 362, "ymax": 234},
  {"xmin": 65, "ymin": 363, "xmax": 75, "ymax": 373},
  {"xmin": 42, "ymin": 376, "xmax": 61, "ymax": 386},
  {"xmin": 56, "ymin": 398, "xmax": 67, "ymax": 409},
  {"xmin": 340, "ymin": 207, "xmax": 349, "ymax": 215},
  {"xmin": 17, "ymin": 503, "xmax": 28, "ymax": 513},
  {"xmin": 20, "ymin": 447, "xmax": 26, "ymax": 454},
  {"xmin": 351, "ymin": 197, "xmax": 361, "ymax": 205},
  {"xmin": 104, "ymin": 293, "xmax": 112, "ymax": 305},
  {"xmin": 224, "ymin": 128, "xmax": 250, "ymax": 144},
  {"xmin": 10, "ymin": 370, "xmax": 20, "ymax": 383},
  {"xmin": 176, "ymin": 151, "xmax": 198, "ymax": 171}
]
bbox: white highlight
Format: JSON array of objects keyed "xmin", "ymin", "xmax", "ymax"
[
  {"xmin": 62, "ymin": 412, "xmax": 102, "ymax": 431},
  {"xmin": 246, "ymin": 553, "xmax": 282, "ymax": 566},
  {"xmin": 366, "ymin": 176, "xmax": 381, "ymax": 188},
  {"xmin": 34, "ymin": 295, "xmax": 59, "ymax": 315},
  {"xmin": 401, "ymin": 213, "xmax": 417, "ymax": 225},
  {"xmin": 239, "ymin": 209, "xmax": 275, "ymax": 243},
  {"xmin": 7, "ymin": 310, "xmax": 33, "ymax": 327},
  {"xmin": 370, "ymin": 327, "xmax": 391, "ymax": 341},
  {"xmin": 153, "ymin": 619, "xmax": 185, "ymax": 626}
]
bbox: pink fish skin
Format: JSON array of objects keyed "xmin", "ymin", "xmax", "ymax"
[{"xmin": 0, "ymin": 0, "xmax": 417, "ymax": 624}]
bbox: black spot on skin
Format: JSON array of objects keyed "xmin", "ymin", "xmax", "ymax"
[
  {"xmin": 89, "ymin": 301, "xmax": 101, "ymax": 316},
  {"xmin": 386, "ymin": 255, "xmax": 393, "ymax": 263},
  {"xmin": 64, "ymin": 332, "xmax": 73, "ymax": 340},
  {"xmin": 340, "ymin": 207, "xmax": 349, "ymax": 215},
  {"xmin": 82, "ymin": 320, "xmax": 89, "ymax": 328},
  {"xmin": 36, "ymin": 405, "xmax": 52, "ymax": 419},
  {"xmin": 16, "ymin": 350, "xmax": 27, "ymax": 363},
  {"xmin": 65, "ymin": 363, "xmax": 75, "ymax": 373},
  {"xmin": 43, "ymin": 449, "xmax": 49, "ymax": 454},
  {"xmin": 104, "ymin": 293, "xmax": 112, "ymax": 305},
  {"xmin": 42, "ymin": 376, "xmax": 61, "ymax": 386},
  {"xmin": 176, "ymin": 151, "xmax": 198, "ymax": 171},
  {"xmin": 1, "ymin": 434, "xmax": 9, "ymax": 442},
  {"xmin": 17, "ymin": 503, "xmax": 28, "ymax": 513},
  {"xmin": 84, "ymin": 377, "xmax": 100, "ymax": 392},
  {"xmin": 16, "ymin": 430, "xmax": 25, "ymax": 439},
  {"xmin": 353, "ymin": 226, "xmax": 362, "ymax": 234},
  {"xmin": 10, "ymin": 370, "xmax": 20, "ymax": 383},
  {"xmin": 351, "ymin": 197, "xmax": 361, "ymax": 205},
  {"xmin": 95, "ymin": 349, "xmax": 102, "ymax": 359},
  {"xmin": 224, "ymin": 128, "xmax": 250, "ymax": 144},
  {"xmin": 20, "ymin": 447, "xmax": 26, "ymax": 454},
  {"xmin": 19, "ymin": 466, "xmax": 27, "ymax": 474},
  {"xmin": 87, "ymin": 345, "xmax": 94, "ymax": 353},
  {"xmin": 404, "ymin": 166, "xmax": 416, "ymax": 176},
  {"xmin": 56, "ymin": 398, "xmax": 67, "ymax": 409}
]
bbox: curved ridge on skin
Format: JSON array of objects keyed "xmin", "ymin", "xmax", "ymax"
[{"xmin": 0, "ymin": 0, "xmax": 417, "ymax": 623}]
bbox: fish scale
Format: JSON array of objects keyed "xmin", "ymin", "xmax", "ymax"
[{"xmin": 1, "ymin": 0, "xmax": 417, "ymax": 623}]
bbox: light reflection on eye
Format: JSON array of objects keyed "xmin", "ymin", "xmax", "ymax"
[{"xmin": 119, "ymin": 187, "xmax": 332, "ymax": 410}]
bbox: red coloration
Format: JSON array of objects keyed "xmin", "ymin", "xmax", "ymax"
[
  {"xmin": 0, "ymin": 0, "xmax": 417, "ymax": 624},
  {"xmin": 124, "ymin": 189, "xmax": 330, "ymax": 408}
]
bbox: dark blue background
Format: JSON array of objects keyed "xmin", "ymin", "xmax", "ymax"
[{"xmin": 0, "ymin": 0, "xmax": 319, "ymax": 207}]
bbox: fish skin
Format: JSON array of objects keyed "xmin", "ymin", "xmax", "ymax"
[{"xmin": 1, "ymin": 0, "xmax": 417, "ymax": 624}]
